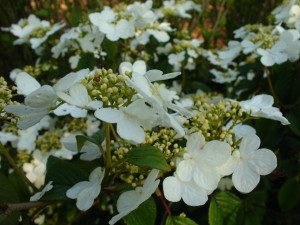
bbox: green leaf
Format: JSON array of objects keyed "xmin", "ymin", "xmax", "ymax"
[
  {"xmin": 75, "ymin": 136, "xmax": 96, "ymax": 152},
  {"xmin": 209, "ymin": 191, "xmax": 241, "ymax": 225},
  {"xmin": 75, "ymin": 131, "xmax": 104, "ymax": 151},
  {"xmin": 0, "ymin": 172, "xmax": 19, "ymax": 202},
  {"xmin": 278, "ymin": 178, "xmax": 300, "ymax": 211},
  {"xmin": 123, "ymin": 197, "xmax": 156, "ymax": 225},
  {"xmin": 165, "ymin": 216, "xmax": 199, "ymax": 225},
  {"xmin": 126, "ymin": 146, "xmax": 170, "ymax": 171},
  {"xmin": 0, "ymin": 173, "xmax": 20, "ymax": 225},
  {"xmin": 286, "ymin": 107, "xmax": 300, "ymax": 136},
  {"xmin": 43, "ymin": 156, "xmax": 88, "ymax": 200},
  {"xmin": 69, "ymin": 7, "xmax": 82, "ymax": 26},
  {"xmin": 8, "ymin": 172, "xmax": 30, "ymax": 201},
  {"xmin": 241, "ymin": 191, "xmax": 267, "ymax": 225},
  {"xmin": 76, "ymin": 53, "xmax": 96, "ymax": 70},
  {"xmin": 102, "ymin": 39, "xmax": 118, "ymax": 60},
  {"xmin": 209, "ymin": 197, "xmax": 224, "ymax": 225}
]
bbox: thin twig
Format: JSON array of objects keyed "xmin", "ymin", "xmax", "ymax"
[
  {"xmin": 156, "ymin": 188, "xmax": 173, "ymax": 225},
  {"xmin": 0, "ymin": 202, "xmax": 47, "ymax": 223},
  {"xmin": 0, "ymin": 142, "xmax": 38, "ymax": 192}
]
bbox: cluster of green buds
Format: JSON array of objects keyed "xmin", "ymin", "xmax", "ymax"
[
  {"xmin": 82, "ymin": 68, "xmax": 136, "ymax": 108},
  {"xmin": 114, "ymin": 3, "xmax": 133, "ymax": 22},
  {"xmin": 110, "ymin": 127, "xmax": 186, "ymax": 187},
  {"xmin": 29, "ymin": 27, "xmax": 50, "ymax": 38},
  {"xmin": 186, "ymin": 93, "xmax": 247, "ymax": 149},
  {"xmin": 66, "ymin": 118, "xmax": 88, "ymax": 133},
  {"xmin": 0, "ymin": 76, "xmax": 16, "ymax": 117},
  {"xmin": 36, "ymin": 131, "xmax": 62, "ymax": 153},
  {"xmin": 144, "ymin": 128, "xmax": 185, "ymax": 164},
  {"xmin": 246, "ymin": 24, "xmax": 279, "ymax": 49},
  {"xmin": 23, "ymin": 62, "xmax": 57, "ymax": 78}
]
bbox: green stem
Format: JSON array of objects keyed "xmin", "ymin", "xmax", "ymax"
[
  {"xmin": 109, "ymin": 124, "xmax": 120, "ymax": 145},
  {"xmin": 0, "ymin": 142, "xmax": 38, "ymax": 192},
  {"xmin": 105, "ymin": 123, "xmax": 111, "ymax": 172},
  {"xmin": 265, "ymin": 68, "xmax": 282, "ymax": 106}
]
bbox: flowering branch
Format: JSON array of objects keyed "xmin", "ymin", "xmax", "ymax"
[
  {"xmin": 0, "ymin": 142, "xmax": 38, "ymax": 192},
  {"xmin": 0, "ymin": 201, "xmax": 47, "ymax": 223},
  {"xmin": 105, "ymin": 122, "xmax": 111, "ymax": 172}
]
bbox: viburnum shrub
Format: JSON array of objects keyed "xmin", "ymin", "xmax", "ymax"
[{"xmin": 0, "ymin": 1, "xmax": 299, "ymax": 225}]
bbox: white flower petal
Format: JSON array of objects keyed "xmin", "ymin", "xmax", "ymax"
[
  {"xmin": 5, "ymin": 105, "xmax": 49, "ymax": 129},
  {"xmin": 76, "ymin": 182, "xmax": 101, "ymax": 211},
  {"xmin": 193, "ymin": 164, "xmax": 220, "ymax": 190},
  {"xmin": 66, "ymin": 181, "xmax": 91, "ymax": 199},
  {"xmin": 248, "ymin": 148, "xmax": 277, "ymax": 175},
  {"xmin": 94, "ymin": 108, "xmax": 123, "ymax": 123},
  {"xmin": 239, "ymin": 134, "xmax": 261, "ymax": 155},
  {"xmin": 186, "ymin": 132, "xmax": 205, "ymax": 154},
  {"xmin": 176, "ymin": 160, "xmax": 193, "ymax": 182},
  {"xmin": 163, "ymin": 176, "xmax": 181, "ymax": 202},
  {"xmin": 232, "ymin": 161, "xmax": 260, "ymax": 193},
  {"xmin": 117, "ymin": 117, "xmax": 145, "ymax": 143},
  {"xmin": 202, "ymin": 141, "xmax": 231, "ymax": 166},
  {"xmin": 15, "ymin": 72, "xmax": 41, "ymax": 96},
  {"xmin": 181, "ymin": 181, "xmax": 208, "ymax": 206},
  {"xmin": 25, "ymin": 85, "xmax": 57, "ymax": 108}
]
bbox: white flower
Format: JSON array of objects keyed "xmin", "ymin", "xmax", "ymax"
[
  {"xmin": 257, "ymin": 41, "xmax": 288, "ymax": 66},
  {"xmin": 218, "ymin": 177, "xmax": 233, "ymax": 191},
  {"xmin": 15, "ymin": 72, "xmax": 41, "ymax": 96},
  {"xmin": 225, "ymin": 120, "xmax": 256, "ymax": 140},
  {"xmin": 160, "ymin": 0, "xmax": 201, "ymax": 18},
  {"xmin": 66, "ymin": 167, "xmax": 105, "ymax": 211},
  {"xmin": 30, "ymin": 181, "xmax": 53, "ymax": 201},
  {"xmin": 163, "ymin": 172, "xmax": 209, "ymax": 206},
  {"xmin": 279, "ymin": 29, "xmax": 300, "ymax": 61},
  {"xmin": 240, "ymin": 94, "xmax": 290, "ymax": 125},
  {"xmin": 218, "ymin": 41, "xmax": 242, "ymax": 66},
  {"xmin": 0, "ymin": 131, "xmax": 17, "ymax": 145},
  {"xmin": 210, "ymin": 68, "xmax": 239, "ymax": 84},
  {"xmin": 89, "ymin": 7, "xmax": 135, "ymax": 41},
  {"xmin": 109, "ymin": 169, "xmax": 160, "ymax": 225},
  {"xmin": 62, "ymin": 136, "xmax": 102, "ymax": 161},
  {"xmin": 272, "ymin": 0, "xmax": 296, "ymax": 24},
  {"xmin": 95, "ymin": 99, "xmax": 158, "ymax": 143},
  {"xmin": 5, "ymin": 85, "xmax": 57, "ymax": 129},
  {"xmin": 168, "ymin": 51, "xmax": 185, "ymax": 71},
  {"xmin": 127, "ymin": 0, "xmax": 156, "ymax": 27},
  {"xmin": 30, "ymin": 22, "xmax": 65, "ymax": 49},
  {"xmin": 53, "ymin": 69, "xmax": 89, "ymax": 92},
  {"xmin": 119, "ymin": 60, "xmax": 146, "ymax": 76},
  {"xmin": 125, "ymin": 70, "xmax": 191, "ymax": 136},
  {"xmin": 176, "ymin": 132, "xmax": 231, "ymax": 190},
  {"xmin": 218, "ymin": 134, "xmax": 277, "ymax": 193},
  {"xmin": 287, "ymin": 4, "xmax": 300, "ymax": 27},
  {"xmin": 57, "ymin": 83, "xmax": 102, "ymax": 110},
  {"xmin": 241, "ymin": 39, "xmax": 262, "ymax": 54},
  {"xmin": 23, "ymin": 150, "xmax": 49, "ymax": 188}
]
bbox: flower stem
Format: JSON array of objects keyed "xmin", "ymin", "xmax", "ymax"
[
  {"xmin": 105, "ymin": 122, "xmax": 111, "ymax": 172},
  {"xmin": 155, "ymin": 188, "xmax": 173, "ymax": 223},
  {"xmin": 265, "ymin": 68, "xmax": 282, "ymax": 106},
  {"xmin": 0, "ymin": 142, "xmax": 38, "ymax": 192}
]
